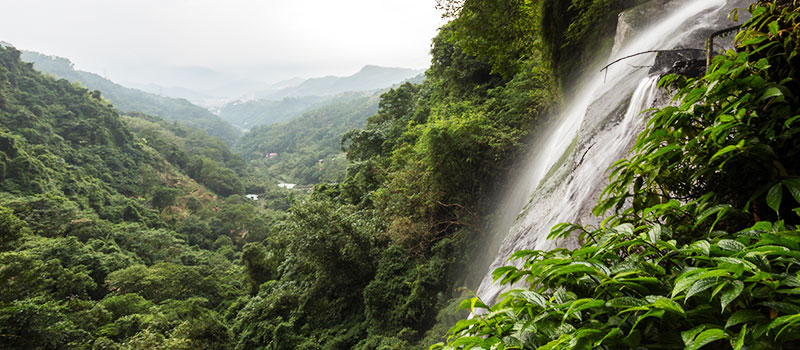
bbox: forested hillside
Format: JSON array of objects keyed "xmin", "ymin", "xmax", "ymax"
[
  {"xmin": 0, "ymin": 46, "xmax": 287, "ymax": 349},
  {"xmin": 218, "ymin": 95, "xmax": 327, "ymax": 130},
  {"xmin": 439, "ymin": 1, "xmax": 800, "ymax": 349},
  {"xmin": 20, "ymin": 51, "xmax": 241, "ymax": 145},
  {"xmin": 234, "ymin": 91, "xmax": 380, "ymax": 185},
  {"xmin": 4, "ymin": 0, "xmax": 796, "ymax": 349},
  {"xmin": 0, "ymin": 0, "xmax": 638, "ymax": 348}
]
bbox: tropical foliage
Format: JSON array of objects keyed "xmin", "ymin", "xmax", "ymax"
[
  {"xmin": 0, "ymin": 46, "xmax": 286, "ymax": 349},
  {"xmin": 234, "ymin": 91, "xmax": 381, "ymax": 185},
  {"xmin": 1, "ymin": 0, "xmax": 751, "ymax": 348},
  {"xmin": 437, "ymin": 2, "xmax": 800, "ymax": 349}
]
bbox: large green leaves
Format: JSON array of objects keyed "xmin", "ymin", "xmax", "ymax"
[{"xmin": 440, "ymin": 2, "xmax": 800, "ymax": 349}]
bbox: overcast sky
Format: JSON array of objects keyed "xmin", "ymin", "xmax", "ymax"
[{"xmin": 0, "ymin": 0, "xmax": 444, "ymax": 87}]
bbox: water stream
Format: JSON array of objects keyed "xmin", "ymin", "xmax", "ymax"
[{"xmin": 476, "ymin": 0, "xmax": 750, "ymax": 305}]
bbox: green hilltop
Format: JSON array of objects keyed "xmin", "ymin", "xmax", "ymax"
[{"xmin": 20, "ymin": 51, "xmax": 241, "ymax": 145}]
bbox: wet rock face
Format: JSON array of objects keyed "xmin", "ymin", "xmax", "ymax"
[
  {"xmin": 650, "ymin": 49, "xmax": 707, "ymax": 77},
  {"xmin": 612, "ymin": 1, "xmax": 669, "ymax": 56},
  {"xmin": 665, "ymin": 59, "xmax": 707, "ymax": 78}
]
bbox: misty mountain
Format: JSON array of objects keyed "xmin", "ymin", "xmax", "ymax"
[
  {"xmin": 218, "ymin": 66, "xmax": 423, "ymax": 129},
  {"xmin": 259, "ymin": 65, "xmax": 424, "ymax": 100},
  {"xmin": 233, "ymin": 90, "xmax": 381, "ymax": 184},
  {"xmin": 125, "ymin": 82, "xmax": 214, "ymax": 106},
  {"xmin": 20, "ymin": 50, "xmax": 241, "ymax": 145},
  {"xmin": 219, "ymin": 95, "xmax": 329, "ymax": 131},
  {"xmin": 122, "ymin": 65, "xmax": 272, "ymax": 106}
]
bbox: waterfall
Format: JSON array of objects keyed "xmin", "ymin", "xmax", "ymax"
[{"xmin": 476, "ymin": 0, "xmax": 750, "ymax": 305}]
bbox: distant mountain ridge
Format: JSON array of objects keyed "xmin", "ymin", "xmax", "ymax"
[
  {"xmin": 122, "ymin": 65, "xmax": 271, "ymax": 106},
  {"xmin": 259, "ymin": 65, "xmax": 424, "ymax": 100},
  {"xmin": 233, "ymin": 90, "xmax": 382, "ymax": 184},
  {"xmin": 19, "ymin": 51, "xmax": 241, "ymax": 145},
  {"xmin": 219, "ymin": 95, "xmax": 329, "ymax": 131},
  {"xmin": 219, "ymin": 66, "xmax": 423, "ymax": 130}
]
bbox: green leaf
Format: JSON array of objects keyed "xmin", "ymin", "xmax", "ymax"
[
  {"xmin": 742, "ymin": 34, "xmax": 768, "ymax": 46},
  {"xmin": 716, "ymin": 239, "xmax": 746, "ymax": 252},
  {"xmin": 509, "ymin": 249, "xmax": 538, "ymax": 260},
  {"xmin": 767, "ymin": 313, "xmax": 800, "ymax": 338},
  {"xmin": 783, "ymin": 179, "xmax": 800, "ymax": 204},
  {"xmin": 632, "ymin": 308, "xmax": 665, "ymax": 330},
  {"xmin": 673, "ymin": 269, "xmax": 707, "ymax": 297},
  {"xmin": 713, "ymin": 257, "xmax": 758, "ymax": 273},
  {"xmin": 697, "ymin": 205, "xmax": 728, "ymax": 226},
  {"xmin": 689, "ymin": 329, "xmax": 727, "ymax": 350},
  {"xmin": 682, "ymin": 325, "xmax": 706, "ymax": 346},
  {"xmin": 760, "ymin": 86, "xmax": 784, "ymax": 101},
  {"xmin": 518, "ymin": 291, "xmax": 547, "ymax": 308},
  {"xmin": 647, "ymin": 224, "xmax": 661, "ymax": 244},
  {"xmin": 690, "ymin": 240, "xmax": 711, "ymax": 255},
  {"xmin": 767, "ymin": 183, "xmax": 783, "ymax": 215},
  {"xmin": 606, "ymin": 297, "xmax": 647, "ymax": 309},
  {"xmin": 784, "ymin": 115, "xmax": 800, "ymax": 128},
  {"xmin": 768, "ymin": 21, "xmax": 779, "ymax": 37},
  {"xmin": 546, "ymin": 262, "xmax": 604, "ymax": 280},
  {"xmin": 710, "ymin": 140, "xmax": 744, "ymax": 163},
  {"xmin": 450, "ymin": 336, "xmax": 486, "ymax": 348},
  {"xmin": 721, "ymin": 280, "xmax": 744, "ymax": 312},
  {"xmin": 729, "ymin": 8, "xmax": 739, "ymax": 22},
  {"xmin": 492, "ymin": 266, "xmax": 517, "ymax": 282},
  {"xmin": 593, "ymin": 328, "xmax": 621, "ymax": 347},
  {"xmin": 652, "ymin": 297, "xmax": 685, "ymax": 315},
  {"xmin": 686, "ymin": 278, "xmax": 719, "ymax": 301},
  {"xmin": 760, "ymin": 302, "xmax": 800, "ymax": 315},
  {"xmin": 733, "ymin": 325, "xmax": 746, "ymax": 350},
  {"xmin": 725, "ymin": 309, "xmax": 766, "ymax": 329},
  {"xmin": 615, "ymin": 223, "xmax": 635, "ymax": 236},
  {"xmin": 466, "ymin": 297, "xmax": 488, "ymax": 312},
  {"xmin": 449, "ymin": 318, "xmax": 481, "ymax": 334},
  {"xmin": 562, "ymin": 298, "xmax": 604, "ymax": 322}
]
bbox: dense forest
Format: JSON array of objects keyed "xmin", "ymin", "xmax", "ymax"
[
  {"xmin": 436, "ymin": 0, "xmax": 800, "ymax": 349},
  {"xmin": 219, "ymin": 95, "xmax": 328, "ymax": 130},
  {"xmin": 19, "ymin": 51, "xmax": 241, "ymax": 145},
  {"xmin": 2, "ymin": 0, "xmax": 798, "ymax": 349},
  {"xmin": 234, "ymin": 91, "xmax": 381, "ymax": 185}
]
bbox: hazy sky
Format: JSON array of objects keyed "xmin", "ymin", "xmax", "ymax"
[{"xmin": 0, "ymin": 0, "xmax": 444, "ymax": 87}]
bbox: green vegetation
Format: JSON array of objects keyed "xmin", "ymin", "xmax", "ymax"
[
  {"xmin": 234, "ymin": 91, "xmax": 380, "ymax": 185},
  {"xmin": 0, "ymin": 0, "xmax": 630, "ymax": 347},
  {"xmin": 438, "ymin": 2, "xmax": 800, "ymax": 349},
  {"xmin": 219, "ymin": 95, "xmax": 326, "ymax": 130},
  {"xmin": 0, "ymin": 46, "xmax": 286, "ymax": 348},
  {"xmin": 5, "ymin": 0, "xmax": 788, "ymax": 349},
  {"xmin": 122, "ymin": 113, "xmax": 248, "ymax": 197},
  {"xmin": 540, "ymin": 0, "xmax": 648, "ymax": 85},
  {"xmin": 220, "ymin": 0, "xmax": 566, "ymax": 347},
  {"xmin": 20, "ymin": 51, "xmax": 241, "ymax": 145}
]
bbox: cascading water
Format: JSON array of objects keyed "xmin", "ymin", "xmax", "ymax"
[{"xmin": 476, "ymin": 0, "xmax": 751, "ymax": 305}]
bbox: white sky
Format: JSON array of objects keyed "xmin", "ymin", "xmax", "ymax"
[{"xmin": 0, "ymin": 0, "xmax": 444, "ymax": 86}]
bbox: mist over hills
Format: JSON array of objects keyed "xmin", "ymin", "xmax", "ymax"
[
  {"xmin": 19, "ymin": 50, "xmax": 242, "ymax": 145},
  {"xmin": 258, "ymin": 65, "xmax": 423, "ymax": 100},
  {"xmin": 233, "ymin": 90, "xmax": 382, "ymax": 184},
  {"xmin": 14, "ymin": 44, "xmax": 426, "ymax": 167},
  {"xmin": 120, "ymin": 64, "xmax": 422, "ymax": 110},
  {"xmin": 218, "ymin": 66, "xmax": 423, "ymax": 130},
  {"xmin": 121, "ymin": 65, "xmax": 272, "ymax": 107}
]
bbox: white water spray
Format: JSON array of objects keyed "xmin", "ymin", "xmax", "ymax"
[{"xmin": 476, "ymin": 0, "xmax": 747, "ymax": 305}]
